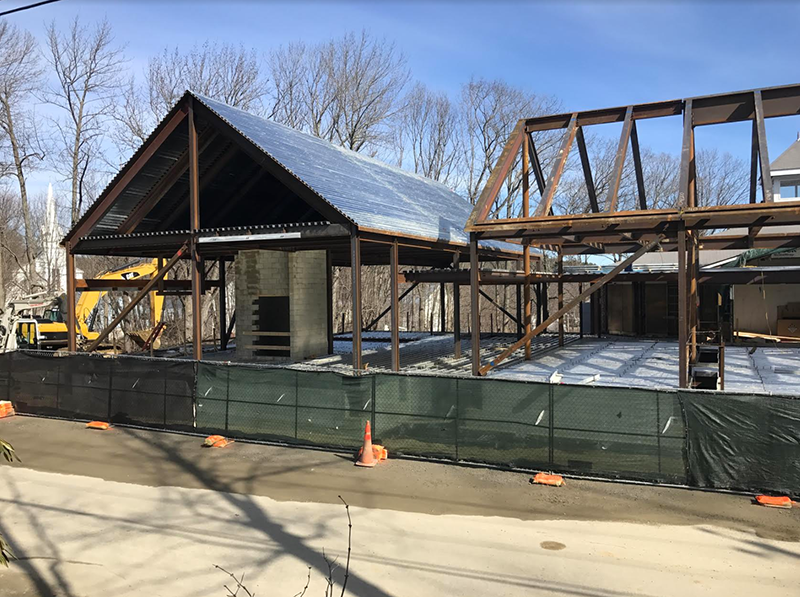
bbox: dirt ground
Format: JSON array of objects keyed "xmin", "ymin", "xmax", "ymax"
[{"xmin": 1, "ymin": 415, "xmax": 797, "ymax": 541}]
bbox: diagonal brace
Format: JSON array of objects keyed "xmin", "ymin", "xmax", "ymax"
[
  {"xmin": 478, "ymin": 235, "xmax": 665, "ymax": 375},
  {"xmin": 86, "ymin": 243, "xmax": 188, "ymax": 352},
  {"xmin": 479, "ymin": 289, "xmax": 520, "ymax": 327},
  {"xmin": 364, "ymin": 281, "xmax": 419, "ymax": 331}
]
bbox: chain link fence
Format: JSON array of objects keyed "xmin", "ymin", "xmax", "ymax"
[{"xmin": 1, "ymin": 351, "xmax": 798, "ymax": 495}]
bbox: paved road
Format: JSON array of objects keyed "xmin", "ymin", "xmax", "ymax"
[{"xmin": 0, "ymin": 417, "xmax": 798, "ymax": 596}]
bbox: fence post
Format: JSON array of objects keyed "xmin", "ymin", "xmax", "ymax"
[
  {"xmin": 371, "ymin": 374, "xmax": 376, "ymax": 436},
  {"xmin": 55, "ymin": 361, "xmax": 61, "ymax": 416},
  {"xmin": 192, "ymin": 360, "xmax": 198, "ymax": 429},
  {"xmin": 163, "ymin": 366, "xmax": 168, "ymax": 429},
  {"xmin": 454, "ymin": 378, "xmax": 460, "ymax": 461},
  {"xmin": 548, "ymin": 384, "xmax": 554, "ymax": 465},
  {"xmin": 5, "ymin": 354, "xmax": 11, "ymax": 403},
  {"xmin": 656, "ymin": 391, "xmax": 662, "ymax": 476},
  {"xmin": 107, "ymin": 357, "xmax": 114, "ymax": 423},
  {"xmin": 294, "ymin": 370, "xmax": 299, "ymax": 440},
  {"xmin": 225, "ymin": 366, "xmax": 230, "ymax": 432}
]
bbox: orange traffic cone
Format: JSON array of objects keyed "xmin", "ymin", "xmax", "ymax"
[{"xmin": 355, "ymin": 421, "xmax": 377, "ymax": 467}]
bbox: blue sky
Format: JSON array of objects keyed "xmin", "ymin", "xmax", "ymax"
[{"xmin": 5, "ymin": 0, "xmax": 800, "ymax": 191}]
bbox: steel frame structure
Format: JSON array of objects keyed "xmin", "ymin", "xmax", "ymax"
[
  {"xmin": 61, "ymin": 94, "xmax": 520, "ymax": 371},
  {"xmin": 465, "ymin": 83, "xmax": 800, "ymax": 385}
]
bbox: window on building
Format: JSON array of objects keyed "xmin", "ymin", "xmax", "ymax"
[{"xmin": 780, "ymin": 183, "xmax": 800, "ymax": 198}]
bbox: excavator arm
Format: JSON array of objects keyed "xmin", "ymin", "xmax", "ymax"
[{"xmin": 76, "ymin": 259, "xmax": 165, "ymax": 341}]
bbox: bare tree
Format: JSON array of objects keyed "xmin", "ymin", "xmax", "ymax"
[
  {"xmin": 0, "ymin": 21, "xmax": 44, "ymax": 287},
  {"xmin": 459, "ymin": 78, "xmax": 561, "ymax": 210},
  {"xmin": 116, "ymin": 41, "xmax": 268, "ymax": 155},
  {"xmin": 268, "ymin": 31, "xmax": 409, "ymax": 154},
  {"xmin": 396, "ymin": 83, "xmax": 460, "ymax": 184},
  {"xmin": 44, "ymin": 17, "xmax": 126, "ymax": 224},
  {"xmin": 696, "ymin": 148, "xmax": 749, "ymax": 207}
]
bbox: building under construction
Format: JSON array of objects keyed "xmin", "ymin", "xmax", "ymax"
[{"xmin": 0, "ymin": 83, "xmax": 793, "ymax": 496}]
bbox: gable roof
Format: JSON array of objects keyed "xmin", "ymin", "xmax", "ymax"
[
  {"xmin": 192, "ymin": 93, "xmax": 489, "ymax": 246},
  {"xmin": 771, "ymin": 138, "xmax": 800, "ymax": 171},
  {"xmin": 66, "ymin": 91, "xmax": 518, "ymax": 258}
]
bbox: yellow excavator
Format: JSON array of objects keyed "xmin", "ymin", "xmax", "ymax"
[{"xmin": 2, "ymin": 259, "xmax": 166, "ymax": 352}]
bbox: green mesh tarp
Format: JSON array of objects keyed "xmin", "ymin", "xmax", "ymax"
[
  {"xmin": 9, "ymin": 351, "xmax": 800, "ymax": 495},
  {"xmin": 681, "ymin": 390, "xmax": 800, "ymax": 496}
]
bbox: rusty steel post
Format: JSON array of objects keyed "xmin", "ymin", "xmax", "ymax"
[
  {"xmin": 326, "ymin": 250, "xmax": 333, "ymax": 355},
  {"xmin": 65, "ymin": 242, "xmax": 77, "ymax": 352},
  {"xmin": 390, "ymin": 240, "xmax": 400, "ymax": 371},
  {"xmin": 470, "ymin": 234, "xmax": 481, "ymax": 375},
  {"xmin": 188, "ymin": 102, "xmax": 203, "ymax": 361},
  {"xmin": 558, "ymin": 247, "xmax": 564, "ymax": 347},
  {"xmin": 522, "ymin": 131, "xmax": 532, "ymax": 359},
  {"xmin": 678, "ymin": 227, "xmax": 688, "ymax": 388},
  {"xmin": 351, "ymin": 231, "xmax": 362, "ymax": 371},
  {"xmin": 219, "ymin": 258, "xmax": 227, "ymax": 350},
  {"xmin": 454, "ymin": 283, "xmax": 461, "ymax": 358}
]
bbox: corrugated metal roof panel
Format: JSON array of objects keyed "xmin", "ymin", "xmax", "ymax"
[{"xmin": 192, "ymin": 93, "xmax": 513, "ymax": 251}]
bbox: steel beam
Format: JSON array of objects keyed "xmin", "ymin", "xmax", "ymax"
[
  {"xmin": 528, "ymin": 133, "xmax": 546, "ymax": 195},
  {"xmin": 439, "ymin": 282, "xmax": 446, "ymax": 333},
  {"xmin": 536, "ymin": 114, "xmax": 578, "ymax": 216},
  {"xmin": 390, "ymin": 240, "xmax": 400, "ymax": 371},
  {"xmin": 364, "ymin": 282, "xmax": 419, "ymax": 331},
  {"xmin": 189, "ymin": 104, "xmax": 203, "ymax": 361},
  {"xmin": 753, "ymin": 90, "xmax": 774, "ymax": 202},
  {"xmin": 749, "ymin": 118, "xmax": 759, "ymax": 204},
  {"xmin": 351, "ymin": 231, "xmax": 362, "ymax": 370},
  {"xmin": 678, "ymin": 227, "xmax": 688, "ymax": 388},
  {"xmin": 219, "ymin": 258, "xmax": 227, "ymax": 350},
  {"xmin": 630, "ymin": 120, "xmax": 647, "ymax": 210},
  {"xmin": 470, "ymin": 234, "xmax": 481, "ymax": 375},
  {"xmin": 326, "ymin": 250, "xmax": 333, "ymax": 355},
  {"xmin": 66, "ymin": 243, "xmax": 77, "ymax": 352},
  {"xmin": 454, "ymin": 282, "xmax": 461, "ymax": 358},
  {"xmin": 576, "ymin": 126, "xmax": 599, "ymax": 213},
  {"xmin": 479, "ymin": 289, "xmax": 520, "ymax": 327},
  {"xmin": 467, "ymin": 120, "xmax": 525, "ymax": 227},
  {"xmin": 677, "ymin": 99, "xmax": 694, "ymax": 208},
  {"xmin": 522, "ymin": 131, "xmax": 532, "ymax": 359},
  {"xmin": 86, "ymin": 244, "xmax": 188, "ymax": 352},
  {"xmin": 118, "ymin": 129, "xmax": 218, "ymax": 235},
  {"xmin": 478, "ymin": 235, "xmax": 664, "ymax": 375},
  {"xmin": 65, "ymin": 106, "xmax": 187, "ymax": 242},
  {"xmin": 558, "ymin": 247, "xmax": 564, "ymax": 346},
  {"xmin": 606, "ymin": 107, "xmax": 633, "ymax": 213}
]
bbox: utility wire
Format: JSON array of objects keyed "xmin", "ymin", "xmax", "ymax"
[{"xmin": 0, "ymin": 0, "xmax": 63, "ymax": 18}]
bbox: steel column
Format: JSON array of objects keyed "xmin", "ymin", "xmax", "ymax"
[
  {"xmin": 522, "ymin": 131, "xmax": 532, "ymax": 359},
  {"xmin": 558, "ymin": 248, "xmax": 564, "ymax": 346},
  {"xmin": 188, "ymin": 103, "xmax": 202, "ymax": 361},
  {"xmin": 390, "ymin": 240, "xmax": 400, "ymax": 371},
  {"xmin": 326, "ymin": 250, "xmax": 334, "ymax": 355},
  {"xmin": 678, "ymin": 227, "xmax": 688, "ymax": 388},
  {"xmin": 351, "ymin": 232, "xmax": 362, "ymax": 370},
  {"xmin": 753, "ymin": 90, "xmax": 773, "ymax": 202},
  {"xmin": 219, "ymin": 258, "xmax": 227, "ymax": 350},
  {"xmin": 65, "ymin": 243, "xmax": 77, "ymax": 352},
  {"xmin": 439, "ymin": 282, "xmax": 446, "ymax": 333},
  {"xmin": 454, "ymin": 283, "xmax": 461, "ymax": 358},
  {"xmin": 469, "ymin": 234, "xmax": 481, "ymax": 375}
]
